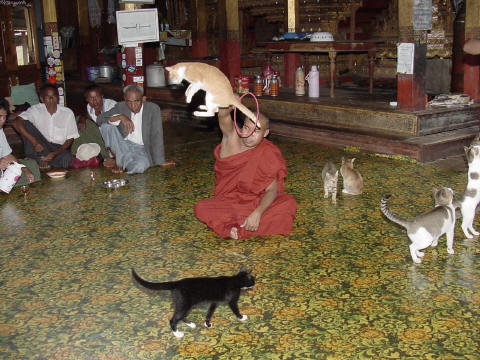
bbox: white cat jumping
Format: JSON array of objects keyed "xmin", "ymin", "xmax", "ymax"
[
  {"xmin": 454, "ymin": 144, "xmax": 480, "ymax": 238},
  {"xmin": 165, "ymin": 62, "xmax": 258, "ymax": 125},
  {"xmin": 381, "ymin": 187, "xmax": 456, "ymax": 264}
]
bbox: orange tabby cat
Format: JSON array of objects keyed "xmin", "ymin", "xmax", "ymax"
[
  {"xmin": 340, "ymin": 157, "xmax": 363, "ymax": 195},
  {"xmin": 166, "ymin": 62, "xmax": 258, "ymax": 125}
]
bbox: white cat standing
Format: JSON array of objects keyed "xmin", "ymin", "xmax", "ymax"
[
  {"xmin": 381, "ymin": 187, "xmax": 456, "ymax": 264},
  {"xmin": 456, "ymin": 144, "xmax": 480, "ymax": 238}
]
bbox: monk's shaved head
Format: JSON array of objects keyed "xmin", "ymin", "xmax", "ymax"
[{"xmin": 258, "ymin": 113, "xmax": 269, "ymax": 129}]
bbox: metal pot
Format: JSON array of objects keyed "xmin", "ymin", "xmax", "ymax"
[
  {"xmin": 146, "ymin": 63, "xmax": 166, "ymax": 87},
  {"xmin": 98, "ymin": 65, "xmax": 114, "ymax": 81}
]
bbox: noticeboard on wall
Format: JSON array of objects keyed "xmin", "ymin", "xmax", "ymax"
[
  {"xmin": 413, "ymin": 0, "xmax": 432, "ymax": 30},
  {"xmin": 116, "ymin": 9, "xmax": 159, "ymax": 46}
]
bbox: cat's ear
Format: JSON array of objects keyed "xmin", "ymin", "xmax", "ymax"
[
  {"xmin": 352, "ymin": 158, "xmax": 356, "ymax": 163},
  {"xmin": 432, "ymin": 187, "xmax": 438, "ymax": 196},
  {"xmin": 239, "ymin": 265, "xmax": 247, "ymax": 273},
  {"xmin": 165, "ymin": 66, "xmax": 171, "ymax": 71},
  {"xmin": 341, "ymin": 157, "xmax": 345, "ymax": 164}
]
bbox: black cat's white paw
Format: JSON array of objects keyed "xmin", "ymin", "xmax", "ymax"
[
  {"xmin": 204, "ymin": 321, "xmax": 212, "ymax": 328},
  {"xmin": 239, "ymin": 315, "xmax": 248, "ymax": 321},
  {"xmin": 173, "ymin": 330, "xmax": 184, "ymax": 338},
  {"xmin": 184, "ymin": 322, "xmax": 196, "ymax": 329}
]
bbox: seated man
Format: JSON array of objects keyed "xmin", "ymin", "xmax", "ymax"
[
  {"xmin": 0, "ymin": 97, "xmax": 39, "ymax": 191},
  {"xmin": 194, "ymin": 108, "xmax": 297, "ymax": 239},
  {"xmin": 71, "ymin": 84, "xmax": 116, "ymax": 167},
  {"xmin": 96, "ymin": 84, "xmax": 174, "ymax": 174},
  {"xmin": 12, "ymin": 84, "xmax": 79, "ymax": 170}
]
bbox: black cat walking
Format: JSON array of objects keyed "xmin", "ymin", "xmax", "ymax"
[{"xmin": 131, "ymin": 268, "xmax": 255, "ymax": 338}]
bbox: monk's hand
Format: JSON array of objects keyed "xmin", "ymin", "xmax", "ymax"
[
  {"xmin": 240, "ymin": 210, "xmax": 261, "ymax": 232},
  {"xmin": 119, "ymin": 115, "xmax": 135, "ymax": 133}
]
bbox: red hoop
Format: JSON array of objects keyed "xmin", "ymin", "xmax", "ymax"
[{"xmin": 233, "ymin": 92, "xmax": 260, "ymax": 138}]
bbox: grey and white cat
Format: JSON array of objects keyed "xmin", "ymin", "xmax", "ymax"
[
  {"xmin": 322, "ymin": 161, "xmax": 338, "ymax": 203},
  {"xmin": 381, "ymin": 187, "xmax": 456, "ymax": 264},
  {"xmin": 340, "ymin": 157, "xmax": 363, "ymax": 195},
  {"xmin": 453, "ymin": 144, "xmax": 480, "ymax": 238}
]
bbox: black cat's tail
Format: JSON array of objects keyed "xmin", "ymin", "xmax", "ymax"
[
  {"xmin": 380, "ymin": 195, "xmax": 409, "ymax": 228},
  {"xmin": 131, "ymin": 268, "xmax": 176, "ymax": 291}
]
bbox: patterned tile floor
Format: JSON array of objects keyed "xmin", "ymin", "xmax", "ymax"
[{"xmin": 1, "ymin": 122, "xmax": 479, "ymax": 359}]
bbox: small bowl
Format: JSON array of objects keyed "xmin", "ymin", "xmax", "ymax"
[
  {"xmin": 46, "ymin": 170, "xmax": 68, "ymax": 179},
  {"xmin": 101, "ymin": 178, "xmax": 129, "ymax": 189}
]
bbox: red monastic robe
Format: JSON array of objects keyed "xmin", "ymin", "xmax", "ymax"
[{"xmin": 194, "ymin": 139, "xmax": 297, "ymax": 238}]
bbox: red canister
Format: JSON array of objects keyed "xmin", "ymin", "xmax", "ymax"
[
  {"xmin": 239, "ymin": 75, "xmax": 249, "ymax": 94},
  {"xmin": 253, "ymin": 75, "xmax": 263, "ymax": 96}
]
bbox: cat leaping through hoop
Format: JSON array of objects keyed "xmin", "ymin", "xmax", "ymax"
[{"xmin": 166, "ymin": 62, "xmax": 259, "ymax": 127}]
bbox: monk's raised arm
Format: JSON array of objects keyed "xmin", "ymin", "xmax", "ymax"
[{"xmin": 218, "ymin": 106, "xmax": 235, "ymax": 136}]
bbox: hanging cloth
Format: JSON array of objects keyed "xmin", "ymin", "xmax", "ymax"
[
  {"xmin": 88, "ymin": 0, "xmax": 102, "ymax": 28},
  {"xmin": 107, "ymin": 0, "xmax": 116, "ymax": 24}
]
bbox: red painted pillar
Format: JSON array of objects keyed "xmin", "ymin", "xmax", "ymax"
[
  {"xmin": 121, "ymin": 44, "xmax": 145, "ymax": 88},
  {"xmin": 191, "ymin": 32, "xmax": 208, "ymax": 58},
  {"xmin": 464, "ymin": 53, "xmax": 480, "ymax": 101},
  {"xmin": 397, "ymin": 40, "xmax": 427, "ymax": 111},
  {"xmin": 221, "ymin": 39, "xmax": 241, "ymax": 85},
  {"xmin": 284, "ymin": 53, "xmax": 301, "ymax": 88}
]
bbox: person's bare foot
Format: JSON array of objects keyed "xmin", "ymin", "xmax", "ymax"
[
  {"xmin": 230, "ymin": 227, "xmax": 239, "ymax": 240},
  {"xmin": 103, "ymin": 157, "xmax": 116, "ymax": 168},
  {"xmin": 111, "ymin": 165, "xmax": 124, "ymax": 174},
  {"xmin": 160, "ymin": 160, "xmax": 176, "ymax": 168},
  {"xmin": 39, "ymin": 160, "xmax": 51, "ymax": 171}
]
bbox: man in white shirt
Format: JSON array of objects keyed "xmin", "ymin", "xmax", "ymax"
[
  {"xmin": 12, "ymin": 84, "xmax": 79, "ymax": 170},
  {"xmin": 96, "ymin": 85, "xmax": 174, "ymax": 174},
  {"xmin": 71, "ymin": 84, "xmax": 116, "ymax": 167}
]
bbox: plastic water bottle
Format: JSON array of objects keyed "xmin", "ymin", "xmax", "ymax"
[{"xmin": 305, "ymin": 65, "xmax": 320, "ymax": 98}]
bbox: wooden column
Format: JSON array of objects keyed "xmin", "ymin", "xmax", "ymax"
[
  {"xmin": 42, "ymin": 0, "xmax": 66, "ymax": 105},
  {"xmin": 284, "ymin": 0, "xmax": 300, "ymax": 88},
  {"xmin": 218, "ymin": 0, "xmax": 241, "ymax": 85},
  {"xmin": 464, "ymin": 0, "xmax": 480, "ymax": 101},
  {"xmin": 76, "ymin": 0, "xmax": 90, "ymax": 81},
  {"xmin": 191, "ymin": 0, "xmax": 208, "ymax": 58},
  {"xmin": 396, "ymin": 0, "xmax": 427, "ymax": 111}
]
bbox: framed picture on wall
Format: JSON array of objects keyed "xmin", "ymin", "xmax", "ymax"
[{"xmin": 116, "ymin": 9, "xmax": 159, "ymax": 46}]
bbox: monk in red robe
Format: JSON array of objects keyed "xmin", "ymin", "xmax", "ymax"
[{"xmin": 194, "ymin": 107, "xmax": 297, "ymax": 239}]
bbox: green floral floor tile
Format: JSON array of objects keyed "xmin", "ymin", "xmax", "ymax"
[{"xmin": 1, "ymin": 123, "xmax": 479, "ymax": 359}]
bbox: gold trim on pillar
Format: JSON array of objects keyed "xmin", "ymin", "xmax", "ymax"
[
  {"xmin": 42, "ymin": 0, "xmax": 57, "ymax": 23},
  {"xmin": 226, "ymin": 0, "xmax": 239, "ymax": 32},
  {"xmin": 286, "ymin": 0, "xmax": 299, "ymax": 33}
]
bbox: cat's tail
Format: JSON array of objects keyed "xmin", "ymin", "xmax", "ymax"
[
  {"xmin": 380, "ymin": 195, "xmax": 409, "ymax": 228},
  {"xmin": 230, "ymin": 98, "xmax": 258, "ymax": 126},
  {"xmin": 131, "ymin": 268, "xmax": 176, "ymax": 291}
]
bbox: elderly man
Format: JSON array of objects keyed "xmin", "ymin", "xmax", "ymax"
[
  {"xmin": 96, "ymin": 85, "xmax": 174, "ymax": 174},
  {"xmin": 12, "ymin": 84, "xmax": 79, "ymax": 170}
]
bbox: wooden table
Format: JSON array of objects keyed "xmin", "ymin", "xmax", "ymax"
[{"xmin": 265, "ymin": 40, "xmax": 379, "ymax": 98}]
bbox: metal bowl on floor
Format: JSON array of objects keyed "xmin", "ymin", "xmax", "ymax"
[{"xmin": 101, "ymin": 178, "xmax": 129, "ymax": 189}]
